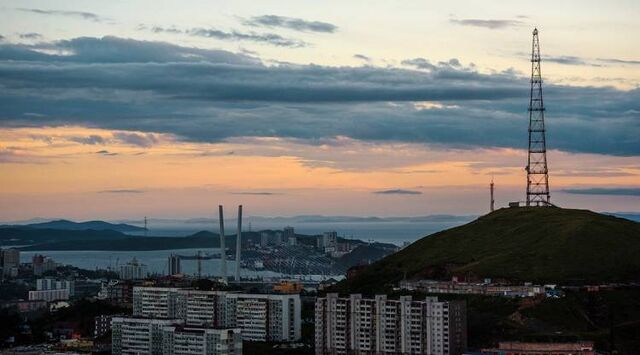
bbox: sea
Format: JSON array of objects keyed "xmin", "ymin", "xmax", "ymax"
[{"xmin": 16, "ymin": 218, "xmax": 473, "ymax": 277}]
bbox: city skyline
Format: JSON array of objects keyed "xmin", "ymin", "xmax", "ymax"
[{"xmin": 1, "ymin": 0, "xmax": 639, "ymax": 220}]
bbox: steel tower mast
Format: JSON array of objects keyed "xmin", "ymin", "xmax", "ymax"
[
  {"xmin": 526, "ymin": 28, "xmax": 551, "ymax": 206},
  {"xmin": 490, "ymin": 178, "xmax": 495, "ymax": 212}
]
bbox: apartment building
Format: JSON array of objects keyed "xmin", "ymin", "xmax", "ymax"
[
  {"xmin": 133, "ymin": 287, "xmax": 301, "ymax": 342},
  {"xmin": 481, "ymin": 341, "xmax": 596, "ymax": 355},
  {"xmin": 112, "ymin": 317, "xmax": 177, "ymax": 355},
  {"xmin": 120, "ymin": 257, "xmax": 148, "ymax": 280},
  {"xmin": 315, "ymin": 293, "xmax": 467, "ymax": 355},
  {"xmin": 162, "ymin": 326, "xmax": 242, "ymax": 355},
  {"xmin": 28, "ymin": 288, "xmax": 70, "ymax": 302},
  {"xmin": 111, "ymin": 317, "xmax": 242, "ymax": 355},
  {"xmin": 0, "ymin": 248, "xmax": 20, "ymax": 277}
]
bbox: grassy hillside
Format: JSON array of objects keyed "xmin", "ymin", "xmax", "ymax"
[
  {"xmin": 0, "ymin": 227, "xmax": 130, "ymax": 245},
  {"xmin": 338, "ymin": 207, "xmax": 640, "ymax": 293}
]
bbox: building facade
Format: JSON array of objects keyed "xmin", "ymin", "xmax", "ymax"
[
  {"xmin": 1, "ymin": 248, "xmax": 20, "ymax": 277},
  {"xmin": 162, "ymin": 325, "xmax": 242, "ymax": 355},
  {"xmin": 37, "ymin": 278, "xmax": 74, "ymax": 295},
  {"xmin": 32, "ymin": 254, "xmax": 57, "ymax": 276},
  {"xmin": 133, "ymin": 287, "xmax": 301, "ymax": 342},
  {"xmin": 112, "ymin": 317, "xmax": 178, "ymax": 355},
  {"xmin": 111, "ymin": 317, "xmax": 242, "ymax": 355},
  {"xmin": 120, "ymin": 258, "xmax": 148, "ymax": 280},
  {"xmin": 168, "ymin": 255, "xmax": 181, "ymax": 276},
  {"xmin": 94, "ymin": 314, "xmax": 117, "ymax": 338},
  {"xmin": 481, "ymin": 341, "xmax": 595, "ymax": 355},
  {"xmin": 283, "ymin": 226, "xmax": 295, "ymax": 245},
  {"xmin": 28, "ymin": 289, "xmax": 70, "ymax": 302},
  {"xmin": 315, "ymin": 294, "xmax": 467, "ymax": 355}
]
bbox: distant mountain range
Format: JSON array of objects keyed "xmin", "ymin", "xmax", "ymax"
[
  {"xmin": 0, "ymin": 219, "xmax": 145, "ymax": 246},
  {"xmin": 1, "ymin": 219, "xmax": 145, "ymax": 233},
  {"xmin": 4, "ymin": 212, "xmax": 637, "ymax": 228},
  {"xmin": 115, "ymin": 214, "xmax": 478, "ymax": 225},
  {"xmin": 0, "ymin": 228, "xmax": 130, "ymax": 246}
]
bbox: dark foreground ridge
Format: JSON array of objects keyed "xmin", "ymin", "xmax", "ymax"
[{"xmin": 337, "ymin": 207, "xmax": 640, "ymax": 293}]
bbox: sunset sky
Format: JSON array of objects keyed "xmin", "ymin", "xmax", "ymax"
[{"xmin": 0, "ymin": 0, "xmax": 638, "ymax": 220}]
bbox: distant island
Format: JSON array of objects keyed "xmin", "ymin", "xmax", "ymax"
[{"xmin": 0, "ymin": 219, "xmax": 145, "ymax": 233}]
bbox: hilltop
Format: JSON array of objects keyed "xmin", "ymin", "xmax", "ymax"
[{"xmin": 338, "ymin": 207, "xmax": 640, "ymax": 293}]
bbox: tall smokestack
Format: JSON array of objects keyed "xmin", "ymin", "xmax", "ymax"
[
  {"xmin": 218, "ymin": 205, "xmax": 227, "ymax": 280},
  {"xmin": 235, "ymin": 205, "xmax": 242, "ymax": 281}
]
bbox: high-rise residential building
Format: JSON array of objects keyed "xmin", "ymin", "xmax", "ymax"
[
  {"xmin": 481, "ymin": 341, "xmax": 595, "ymax": 355},
  {"xmin": 283, "ymin": 226, "xmax": 295, "ymax": 245},
  {"xmin": 120, "ymin": 257, "xmax": 148, "ymax": 280},
  {"xmin": 315, "ymin": 294, "xmax": 467, "ymax": 355},
  {"xmin": 112, "ymin": 317, "xmax": 178, "ymax": 355},
  {"xmin": 1, "ymin": 248, "xmax": 20, "ymax": 277},
  {"xmin": 94, "ymin": 314, "xmax": 116, "ymax": 338},
  {"xmin": 132, "ymin": 287, "xmax": 301, "ymax": 342},
  {"xmin": 98, "ymin": 280, "xmax": 134, "ymax": 305},
  {"xmin": 274, "ymin": 231, "xmax": 284, "ymax": 246},
  {"xmin": 32, "ymin": 254, "xmax": 57, "ymax": 276},
  {"xmin": 260, "ymin": 232, "xmax": 269, "ymax": 247},
  {"xmin": 168, "ymin": 254, "xmax": 181, "ymax": 276},
  {"xmin": 111, "ymin": 317, "xmax": 242, "ymax": 355},
  {"xmin": 162, "ymin": 325, "xmax": 242, "ymax": 355},
  {"xmin": 133, "ymin": 287, "xmax": 180, "ymax": 319},
  {"xmin": 320, "ymin": 232, "xmax": 338, "ymax": 251},
  {"xmin": 37, "ymin": 278, "xmax": 74, "ymax": 295},
  {"xmin": 28, "ymin": 288, "xmax": 70, "ymax": 302}
]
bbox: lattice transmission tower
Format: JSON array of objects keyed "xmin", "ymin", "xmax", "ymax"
[{"xmin": 526, "ymin": 28, "xmax": 551, "ymax": 206}]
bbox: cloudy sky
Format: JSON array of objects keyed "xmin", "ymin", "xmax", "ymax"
[{"xmin": 0, "ymin": 0, "xmax": 638, "ymax": 220}]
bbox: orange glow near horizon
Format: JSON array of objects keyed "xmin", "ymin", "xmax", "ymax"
[{"xmin": 1, "ymin": 126, "xmax": 639, "ymax": 219}]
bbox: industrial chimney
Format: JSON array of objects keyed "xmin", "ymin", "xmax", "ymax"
[
  {"xmin": 218, "ymin": 205, "xmax": 227, "ymax": 280},
  {"xmin": 235, "ymin": 205, "xmax": 242, "ymax": 281}
]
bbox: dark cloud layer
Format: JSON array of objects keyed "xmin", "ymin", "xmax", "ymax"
[
  {"xmin": 244, "ymin": 15, "xmax": 338, "ymax": 33},
  {"xmin": 374, "ymin": 189, "xmax": 423, "ymax": 195},
  {"xmin": 190, "ymin": 28, "xmax": 306, "ymax": 48},
  {"xmin": 16, "ymin": 8, "xmax": 110, "ymax": 23},
  {"xmin": 144, "ymin": 26, "xmax": 307, "ymax": 48},
  {"xmin": 113, "ymin": 132, "xmax": 157, "ymax": 148},
  {"xmin": 18, "ymin": 33, "xmax": 43, "ymax": 40},
  {"xmin": 597, "ymin": 58, "xmax": 640, "ymax": 65},
  {"xmin": 69, "ymin": 135, "xmax": 105, "ymax": 145},
  {"xmin": 0, "ymin": 36, "xmax": 638, "ymax": 156},
  {"xmin": 544, "ymin": 55, "xmax": 593, "ymax": 66},
  {"xmin": 231, "ymin": 192, "xmax": 283, "ymax": 195},
  {"xmin": 562, "ymin": 188, "xmax": 640, "ymax": 196},
  {"xmin": 99, "ymin": 189, "xmax": 145, "ymax": 194},
  {"xmin": 450, "ymin": 19, "xmax": 523, "ymax": 29},
  {"xmin": 0, "ymin": 36, "xmax": 257, "ymax": 64},
  {"xmin": 353, "ymin": 54, "xmax": 371, "ymax": 62}
]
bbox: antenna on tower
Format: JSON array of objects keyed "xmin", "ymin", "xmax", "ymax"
[
  {"xmin": 490, "ymin": 178, "xmax": 495, "ymax": 212},
  {"xmin": 144, "ymin": 216, "xmax": 148, "ymax": 237},
  {"xmin": 526, "ymin": 28, "xmax": 551, "ymax": 207}
]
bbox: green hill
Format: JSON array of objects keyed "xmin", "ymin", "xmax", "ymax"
[{"xmin": 338, "ymin": 207, "xmax": 640, "ymax": 293}]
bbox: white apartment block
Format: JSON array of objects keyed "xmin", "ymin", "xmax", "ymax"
[
  {"xmin": 112, "ymin": 317, "xmax": 177, "ymax": 355},
  {"xmin": 112, "ymin": 317, "xmax": 242, "ymax": 355},
  {"xmin": 133, "ymin": 287, "xmax": 301, "ymax": 342},
  {"xmin": 315, "ymin": 293, "xmax": 467, "ymax": 355},
  {"xmin": 162, "ymin": 326, "xmax": 242, "ymax": 355},
  {"xmin": 120, "ymin": 258, "xmax": 148, "ymax": 280},
  {"xmin": 36, "ymin": 278, "xmax": 75, "ymax": 296},
  {"xmin": 28, "ymin": 289, "xmax": 70, "ymax": 302}
]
